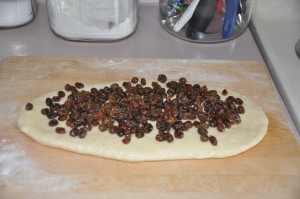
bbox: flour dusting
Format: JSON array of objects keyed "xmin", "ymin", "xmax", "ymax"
[
  {"xmin": 79, "ymin": 58, "xmax": 131, "ymax": 70},
  {"xmin": 0, "ymin": 139, "xmax": 78, "ymax": 193},
  {"xmin": 0, "ymin": 103, "xmax": 18, "ymax": 129},
  {"xmin": 136, "ymin": 64, "xmax": 169, "ymax": 74}
]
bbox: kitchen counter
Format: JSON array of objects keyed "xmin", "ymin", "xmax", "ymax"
[
  {"xmin": 2, "ymin": 1, "xmax": 299, "ymax": 137},
  {"xmin": 0, "ymin": 1, "xmax": 263, "ymax": 62},
  {"xmin": 1, "ymin": 2, "xmax": 300, "ymax": 198},
  {"xmin": 1, "ymin": 0, "xmax": 299, "ymax": 138}
]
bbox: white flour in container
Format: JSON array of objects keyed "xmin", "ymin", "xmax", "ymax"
[{"xmin": 47, "ymin": 0, "xmax": 138, "ymax": 40}]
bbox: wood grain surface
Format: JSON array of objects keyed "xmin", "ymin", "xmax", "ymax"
[{"xmin": 0, "ymin": 56, "xmax": 299, "ymax": 199}]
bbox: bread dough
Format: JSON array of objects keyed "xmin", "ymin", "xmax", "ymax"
[{"xmin": 17, "ymin": 81, "xmax": 268, "ymax": 162}]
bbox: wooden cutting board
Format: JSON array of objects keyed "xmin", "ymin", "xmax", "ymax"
[{"xmin": 0, "ymin": 56, "xmax": 299, "ymax": 199}]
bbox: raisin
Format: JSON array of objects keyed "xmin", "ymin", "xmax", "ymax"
[
  {"xmin": 122, "ymin": 136, "xmax": 131, "ymax": 144},
  {"xmin": 55, "ymin": 127, "xmax": 66, "ymax": 134},
  {"xmin": 75, "ymin": 82, "xmax": 84, "ymax": 89},
  {"xmin": 141, "ymin": 78, "xmax": 146, "ymax": 86},
  {"xmin": 25, "ymin": 103, "xmax": 33, "ymax": 111},
  {"xmin": 174, "ymin": 131, "xmax": 184, "ymax": 139},
  {"xmin": 58, "ymin": 91, "xmax": 65, "ymax": 98},
  {"xmin": 131, "ymin": 77, "xmax": 139, "ymax": 84},
  {"xmin": 209, "ymin": 135, "xmax": 217, "ymax": 146},
  {"xmin": 222, "ymin": 89, "xmax": 228, "ymax": 96},
  {"xmin": 49, "ymin": 119, "xmax": 58, "ymax": 127},
  {"xmin": 158, "ymin": 74, "xmax": 167, "ymax": 83}
]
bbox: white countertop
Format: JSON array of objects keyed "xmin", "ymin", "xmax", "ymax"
[
  {"xmin": 251, "ymin": 0, "xmax": 300, "ymax": 136},
  {"xmin": 0, "ymin": 1, "xmax": 263, "ymax": 62}
]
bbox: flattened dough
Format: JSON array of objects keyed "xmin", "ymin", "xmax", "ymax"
[{"xmin": 17, "ymin": 81, "xmax": 268, "ymax": 162}]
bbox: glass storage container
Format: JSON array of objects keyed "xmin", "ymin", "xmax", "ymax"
[
  {"xmin": 46, "ymin": 0, "xmax": 138, "ymax": 41},
  {"xmin": 159, "ymin": 0, "xmax": 254, "ymax": 43},
  {"xmin": 0, "ymin": 0, "xmax": 38, "ymax": 28}
]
